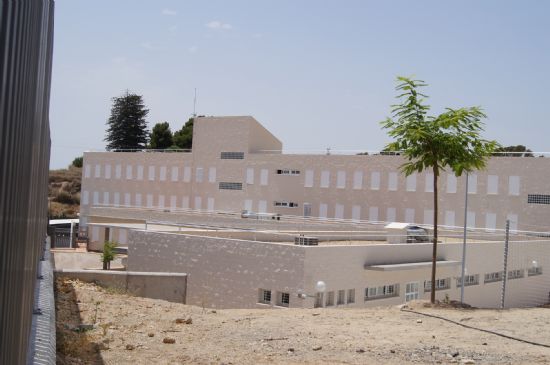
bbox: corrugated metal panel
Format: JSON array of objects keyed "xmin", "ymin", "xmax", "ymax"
[{"xmin": 0, "ymin": 0, "xmax": 54, "ymax": 364}]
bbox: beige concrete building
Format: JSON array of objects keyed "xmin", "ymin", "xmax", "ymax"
[{"xmin": 80, "ymin": 116, "xmax": 550, "ymax": 309}]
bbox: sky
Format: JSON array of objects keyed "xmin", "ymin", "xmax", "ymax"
[{"xmin": 50, "ymin": 0, "xmax": 550, "ymax": 169}]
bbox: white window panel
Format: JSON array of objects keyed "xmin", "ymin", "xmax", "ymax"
[
  {"xmin": 405, "ymin": 208, "xmax": 415, "ymax": 223},
  {"xmin": 183, "ymin": 166, "xmax": 191, "ymax": 182},
  {"xmin": 146, "ymin": 194, "xmax": 153, "ymax": 208},
  {"xmin": 118, "ymin": 229, "xmax": 127, "ymax": 245},
  {"xmin": 508, "ymin": 176, "xmax": 520, "ymax": 196},
  {"xmin": 319, "ymin": 203, "xmax": 328, "ymax": 218},
  {"xmin": 335, "ymin": 204, "xmax": 344, "ymax": 219},
  {"xmin": 196, "ymin": 167, "xmax": 204, "ymax": 182},
  {"xmin": 91, "ymin": 226, "xmax": 99, "ymax": 242},
  {"xmin": 406, "ymin": 174, "xmax": 416, "ymax": 192},
  {"xmin": 506, "ymin": 213, "xmax": 518, "ymax": 232},
  {"xmin": 137, "ymin": 165, "xmax": 144, "ymax": 180},
  {"xmin": 369, "ymin": 206, "xmax": 379, "ymax": 221},
  {"xmin": 182, "ymin": 196, "xmax": 189, "ymax": 209},
  {"xmin": 370, "ymin": 171, "xmax": 380, "ymax": 190},
  {"xmin": 260, "ymin": 169, "xmax": 268, "ymax": 186},
  {"xmin": 388, "ymin": 172, "xmax": 398, "ymax": 191},
  {"xmin": 320, "ymin": 170, "xmax": 330, "ymax": 188},
  {"xmin": 158, "ymin": 195, "xmax": 165, "ymax": 208},
  {"xmin": 170, "ymin": 195, "xmax": 177, "ymax": 209},
  {"xmin": 104, "ymin": 164, "xmax": 111, "ymax": 179},
  {"xmin": 171, "ymin": 166, "xmax": 179, "ymax": 182},
  {"xmin": 468, "ymin": 174, "xmax": 477, "ymax": 194},
  {"xmin": 467, "ymin": 211, "xmax": 476, "ymax": 228},
  {"xmin": 159, "ymin": 166, "xmax": 167, "ymax": 181},
  {"xmin": 103, "ymin": 192, "xmax": 109, "ymax": 205},
  {"xmin": 148, "ymin": 166, "xmax": 155, "ymax": 181},
  {"xmin": 244, "ymin": 199, "xmax": 253, "ymax": 211},
  {"xmin": 386, "ymin": 207, "xmax": 396, "ymax": 222},
  {"xmin": 425, "ymin": 173, "xmax": 434, "ymax": 192},
  {"xmin": 194, "ymin": 196, "xmax": 202, "ymax": 210},
  {"xmin": 208, "ymin": 167, "xmax": 216, "ymax": 183},
  {"xmin": 304, "ymin": 169, "xmax": 314, "ymax": 187},
  {"xmin": 353, "ymin": 171, "xmax": 363, "ymax": 190},
  {"xmin": 135, "ymin": 193, "xmax": 142, "ymax": 206},
  {"xmin": 93, "ymin": 191, "xmax": 99, "ymax": 205},
  {"xmin": 81, "ymin": 191, "xmax": 89, "ymax": 205},
  {"xmin": 424, "ymin": 209, "xmax": 433, "ymax": 225},
  {"xmin": 207, "ymin": 197, "xmax": 215, "ymax": 211},
  {"xmin": 487, "ymin": 175, "xmax": 498, "ymax": 195},
  {"xmin": 126, "ymin": 165, "xmax": 133, "ymax": 180},
  {"xmin": 258, "ymin": 200, "xmax": 267, "ymax": 213},
  {"xmin": 113, "ymin": 192, "xmax": 120, "ymax": 206},
  {"xmin": 337, "ymin": 171, "xmax": 346, "ymax": 189},
  {"xmin": 485, "ymin": 212, "xmax": 496, "ymax": 231},
  {"xmin": 446, "ymin": 174, "xmax": 457, "ymax": 193},
  {"xmin": 124, "ymin": 193, "xmax": 131, "ymax": 206},
  {"xmin": 246, "ymin": 168, "xmax": 254, "ymax": 184},
  {"xmin": 94, "ymin": 164, "xmax": 101, "ymax": 178},
  {"xmin": 115, "ymin": 164, "xmax": 121, "ymax": 179},
  {"xmin": 352, "ymin": 205, "xmax": 361, "ymax": 221},
  {"xmin": 84, "ymin": 164, "xmax": 91, "ymax": 178},
  {"xmin": 445, "ymin": 210, "xmax": 455, "ymax": 226}
]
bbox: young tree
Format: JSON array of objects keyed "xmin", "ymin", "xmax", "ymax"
[
  {"xmin": 381, "ymin": 77, "xmax": 498, "ymax": 304},
  {"xmin": 150, "ymin": 121, "xmax": 173, "ymax": 149},
  {"xmin": 173, "ymin": 117, "xmax": 194, "ymax": 149},
  {"xmin": 104, "ymin": 91, "xmax": 149, "ymax": 150}
]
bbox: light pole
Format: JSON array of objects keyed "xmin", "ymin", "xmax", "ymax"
[
  {"xmin": 297, "ymin": 280, "xmax": 326, "ymax": 308},
  {"xmin": 460, "ymin": 172, "xmax": 469, "ymax": 303}
]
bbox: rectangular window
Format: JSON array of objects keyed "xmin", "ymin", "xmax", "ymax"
[
  {"xmin": 246, "ymin": 167, "xmax": 254, "ymax": 184},
  {"xmin": 94, "ymin": 164, "xmax": 101, "ymax": 178},
  {"xmin": 446, "ymin": 174, "xmax": 457, "ymax": 193},
  {"xmin": 347, "ymin": 289, "xmax": 355, "ymax": 304},
  {"xmin": 113, "ymin": 192, "xmax": 120, "ymax": 206},
  {"xmin": 159, "ymin": 166, "xmax": 167, "ymax": 181},
  {"xmin": 277, "ymin": 169, "xmax": 300, "ymax": 175},
  {"xmin": 319, "ymin": 203, "xmax": 328, "ymax": 218},
  {"xmin": 84, "ymin": 164, "xmax": 91, "ymax": 178},
  {"xmin": 304, "ymin": 169, "xmax": 314, "ymax": 187},
  {"xmin": 484, "ymin": 271, "xmax": 504, "ymax": 284},
  {"xmin": 196, "ymin": 167, "xmax": 204, "ymax": 183},
  {"xmin": 126, "ymin": 165, "xmax": 133, "ymax": 180},
  {"xmin": 137, "ymin": 165, "xmax": 144, "ymax": 180},
  {"xmin": 507, "ymin": 214, "xmax": 518, "ymax": 232},
  {"xmin": 364, "ymin": 284, "xmax": 399, "ymax": 301},
  {"xmin": 424, "ymin": 209, "xmax": 433, "ymax": 225},
  {"xmin": 219, "ymin": 182, "xmax": 243, "ymax": 190},
  {"xmin": 244, "ymin": 199, "xmax": 253, "ymax": 211},
  {"xmin": 467, "ymin": 211, "xmax": 476, "ymax": 228},
  {"xmin": 274, "ymin": 201, "xmax": 299, "ymax": 208},
  {"xmin": 135, "ymin": 193, "xmax": 142, "ymax": 206},
  {"xmin": 208, "ymin": 167, "xmax": 216, "ymax": 183},
  {"xmin": 445, "ymin": 210, "xmax": 455, "ymax": 226},
  {"xmin": 508, "ymin": 269, "xmax": 524, "ymax": 280},
  {"xmin": 91, "ymin": 226, "xmax": 99, "ymax": 242},
  {"xmin": 528, "ymin": 266, "xmax": 543, "ymax": 276},
  {"xmin": 148, "ymin": 166, "xmax": 155, "ymax": 181},
  {"xmin": 335, "ymin": 204, "xmax": 344, "ymax": 219},
  {"xmin": 320, "ymin": 170, "xmax": 330, "ymax": 188},
  {"xmin": 171, "ymin": 166, "xmax": 179, "ymax": 182},
  {"xmin": 258, "ymin": 200, "xmax": 267, "ymax": 213},
  {"xmin": 352, "ymin": 205, "xmax": 361, "ymax": 221},
  {"xmin": 182, "ymin": 196, "xmax": 189, "ymax": 209},
  {"xmin": 194, "ymin": 196, "xmax": 202, "ymax": 210},
  {"xmin": 527, "ymin": 194, "xmax": 550, "ymax": 205},
  {"xmin": 220, "ymin": 151, "xmax": 244, "ymax": 159},
  {"xmin": 353, "ymin": 171, "xmax": 363, "ymax": 190},
  {"xmin": 277, "ymin": 292, "xmax": 290, "ymax": 307},
  {"xmin": 118, "ymin": 229, "xmax": 127, "ymax": 245},
  {"xmin": 325, "ymin": 291, "xmax": 334, "ymax": 306},
  {"xmin": 485, "ymin": 212, "xmax": 496, "ymax": 231},
  {"xmin": 207, "ymin": 197, "xmax": 215, "ymax": 211},
  {"xmin": 81, "ymin": 191, "xmax": 89, "ymax": 205},
  {"xmin": 337, "ymin": 171, "xmax": 346, "ymax": 189},
  {"xmin": 386, "ymin": 207, "xmax": 396, "ymax": 222},
  {"xmin": 508, "ymin": 176, "xmax": 520, "ymax": 196},
  {"xmin": 158, "ymin": 195, "xmax": 165, "ymax": 209},
  {"xmin": 104, "ymin": 164, "xmax": 112, "ymax": 179},
  {"xmin": 103, "ymin": 192, "xmax": 109, "ymax": 205},
  {"xmin": 456, "ymin": 274, "xmax": 479, "ymax": 287},
  {"xmin": 115, "ymin": 164, "xmax": 121, "ymax": 179},
  {"xmin": 93, "ymin": 191, "xmax": 99, "ymax": 205},
  {"xmin": 314, "ymin": 293, "xmax": 324, "ymax": 308},
  {"xmin": 388, "ymin": 172, "xmax": 398, "ymax": 191},
  {"xmin": 124, "ymin": 193, "xmax": 131, "ymax": 206},
  {"xmin": 170, "ymin": 195, "xmax": 177, "ymax": 209},
  {"xmin": 369, "ymin": 206, "xmax": 379, "ymax": 221},
  {"xmin": 405, "ymin": 208, "xmax": 415, "ymax": 223},
  {"xmin": 260, "ymin": 169, "xmax": 268, "ymax": 186},
  {"xmin": 468, "ymin": 174, "xmax": 477, "ymax": 194},
  {"xmin": 258, "ymin": 289, "xmax": 271, "ymax": 304},
  {"xmin": 425, "ymin": 173, "xmax": 434, "ymax": 192},
  {"xmin": 371, "ymin": 171, "xmax": 381, "ymax": 190},
  {"xmin": 146, "ymin": 194, "xmax": 153, "ymax": 208},
  {"xmin": 337, "ymin": 290, "xmax": 345, "ymax": 305},
  {"xmin": 487, "ymin": 175, "xmax": 498, "ymax": 195},
  {"xmin": 183, "ymin": 166, "xmax": 191, "ymax": 182},
  {"xmin": 424, "ymin": 278, "xmax": 450, "ymax": 292},
  {"xmin": 406, "ymin": 174, "xmax": 416, "ymax": 192}
]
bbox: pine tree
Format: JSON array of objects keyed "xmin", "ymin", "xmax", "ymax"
[
  {"xmin": 173, "ymin": 117, "xmax": 194, "ymax": 149},
  {"xmin": 150, "ymin": 122, "xmax": 173, "ymax": 149},
  {"xmin": 104, "ymin": 91, "xmax": 149, "ymax": 150}
]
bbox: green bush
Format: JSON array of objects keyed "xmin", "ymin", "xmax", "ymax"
[
  {"xmin": 72, "ymin": 156, "xmax": 83, "ymax": 168},
  {"xmin": 101, "ymin": 241, "xmax": 118, "ymax": 270}
]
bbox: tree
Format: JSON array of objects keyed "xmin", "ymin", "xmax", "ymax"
[
  {"xmin": 150, "ymin": 122, "xmax": 173, "ymax": 149},
  {"xmin": 101, "ymin": 241, "xmax": 118, "ymax": 270},
  {"xmin": 494, "ymin": 145, "xmax": 534, "ymax": 157},
  {"xmin": 381, "ymin": 77, "xmax": 498, "ymax": 304},
  {"xmin": 104, "ymin": 91, "xmax": 149, "ymax": 151},
  {"xmin": 173, "ymin": 118, "xmax": 194, "ymax": 149},
  {"xmin": 71, "ymin": 156, "xmax": 83, "ymax": 168}
]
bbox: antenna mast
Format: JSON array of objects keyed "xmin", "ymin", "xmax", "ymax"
[{"xmin": 193, "ymin": 88, "xmax": 197, "ymax": 117}]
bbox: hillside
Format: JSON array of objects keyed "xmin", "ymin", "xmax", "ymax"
[{"xmin": 49, "ymin": 167, "xmax": 81, "ymax": 219}]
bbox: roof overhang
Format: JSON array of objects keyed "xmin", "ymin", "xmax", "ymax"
[{"xmin": 364, "ymin": 260, "xmax": 461, "ymax": 271}]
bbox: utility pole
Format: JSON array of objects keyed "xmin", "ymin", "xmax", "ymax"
[
  {"xmin": 500, "ymin": 219, "xmax": 510, "ymax": 309},
  {"xmin": 460, "ymin": 172, "xmax": 469, "ymax": 303}
]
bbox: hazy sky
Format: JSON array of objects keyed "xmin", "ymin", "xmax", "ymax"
[{"xmin": 50, "ymin": 0, "xmax": 550, "ymax": 168}]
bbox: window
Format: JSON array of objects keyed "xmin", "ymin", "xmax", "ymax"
[
  {"xmin": 244, "ymin": 199, "xmax": 253, "ymax": 211},
  {"xmin": 335, "ymin": 204, "xmax": 344, "ymax": 219},
  {"xmin": 126, "ymin": 165, "xmax": 133, "ymax": 180},
  {"xmin": 485, "ymin": 213, "xmax": 496, "ymax": 231},
  {"xmin": 274, "ymin": 201, "xmax": 299, "ymax": 207},
  {"xmin": 277, "ymin": 292, "xmax": 290, "ymax": 307},
  {"xmin": 160, "ymin": 166, "xmax": 167, "ymax": 181},
  {"xmin": 319, "ymin": 203, "xmax": 328, "ymax": 218},
  {"xmin": 304, "ymin": 169, "xmax": 314, "ymax": 187},
  {"xmin": 103, "ymin": 192, "xmax": 109, "ymax": 205},
  {"xmin": 337, "ymin": 171, "xmax": 346, "ymax": 189},
  {"xmin": 158, "ymin": 195, "xmax": 165, "ymax": 208},
  {"xmin": 183, "ymin": 166, "xmax": 191, "ymax": 182},
  {"xmin": 135, "ymin": 193, "xmax": 142, "ymax": 206},
  {"xmin": 170, "ymin": 195, "xmax": 177, "ymax": 209},
  {"xmin": 508, "ymin": 269, "xmax": 524, "ymax": 280},
  {"xmin": 93, "ymin": 191, "xmax": 99, "ymax": 205},
  {"xmin": 246, "ymin": 168, "xmax": 254, "ymax": 184},
  {"xmin": 352, "ymin": 205, "xmax": 361, "ymax": 221},
  {"xmin": 258, "ymin": 200, "xmax": 267, "ymax": 213},
  {"xmin": 347, "ymin": 289, "xmax": 355, "ymax": 304},
  {"xmin": 364, "ymin": 284, "xmax": 399, "ymax": 300},
  {"xmin": 260, "ymin": 169, "xmax": 268, "ymax": 186},
  {"xmin": 209, "ymin": 167, "xmax": 216, "ymax": 183},
  {"xmin": 509, "ymin": 176, "xmax": 520, "ymax": 196},
  {"xmin": 386, "ymin": 207, "xmax": 396, "ymax": 222},
  {"xmin": 115, "ymin": 164, "xmax": 121, "ymax": 179},
  {"xmin": 406, "ymin": 174, "xmax": 416, "ymax": 192},
  {"xmin": 425, "ymin": 173, "xmax": 434, "ymax": 192},
  {"xmin": 484, "ymin": 271, "xmax": 504, "ymax": 283},
  {"xmin": 456, "ymin": 274, "xmax": 479, "ymax": 287},
  {"xmin": 207, "ymin": 197, "xmax": 215, "ymax": 211},
  {"xmin": 137, "ymin": 165, "xmax": 144, "ymax": 180},
  {"xmin": 424, "ymin": 278, "xmax": 450, "ymax": 292},
  {"xmin": 424, "ymin": 209, "xmax": 433, "ymax": 225},
  {"xmin": 124, "ymin": 193, "xmax": 131, "ymax": 206},
  {"xmin": 405, "ymin": 282, "xmax": 419, "ymax": 301},
  {"xmin": 196, "ymin": 167, "xmax": 204, "ymax": 183},
  {"xmin": 326, "ymin": 291, "xmax": 334, "ymax": 306},
  {"xmin": 219, "ymin": 182, "xmax": 243, "ymax": 190},
  {"xmin": 94, "ymin": 164, "xmax": 101, "ymax": 178},
  {"xmin": 146, "ymin": 194, "xmax": 153, "ymax": 208},
  {"xmin": 182, "ymin": 196, "xmax": 190, "ymax": 209},
  {"xmin": 446, "ymin": 174, "xmax": 457, "ymax": 193},
  {"xmin": 468, "ymin": 174, "xmax": 477, "ymax": 194},
  {"xmin": 314, "ymin": 293, "xmax": 324, "ymax": 308},
  {"xmin": 320, "ymin": 170, "xmax": 330, "ymax": 188},
  {"xmin": 528, "ymin": 266, "xmax": 543, "ymax": 276},
  {"xmin": 81, "ymin": 191, "xmax": 89, "ymax": 205},
  {"xmin": 220, "ymin": 151, "xmax": 244, "ymax": 159},
  {"xmin": 369, "ymin": 207, "xmax": 379, "ymax": 221},
  {"xmin": 104, "ymin": 164, "xmax": 111, "ymax": 179},
  {"xmin": 84, "ymin": 164, "xmax": 91, "ymax": 178},
  {"xmin": 507, "ymin": 214, "xmax": 518, "ymax": 232},
  {"xmin": 337, "ymin": 290, "xmax": 345, "ymax": 305},
  {"xmin": 194, "ymin": 196, "xmax": 202, "ymax": 210},
  {"xmin": 487, "ymin": 175, "xmax": 498, "ymax": 195},
  {"xmin": 277, "ymin": 169, "xmax": 300, "ymax": 175},
  {"xmin": 445, "ymin": 210, "xmax": 455, "ymax": 226},
  {"xmin": 371, "ymin": 171, "xmax": 380, "ymax": 190},
  {"xmin": 388, "ymin": 172, "xmax": 398, "ymax": 191},
  {"xmin": 405, "ymin": 208, "xmax": 415, "ymax": 223},
  {"xmin": 171, "ymin": 166, "xmax": 179, "ymax": 181},
  {"xmin": 148, "ymin": 166, "xmax": 155, "ymax": 181},
  {"xmin": 467, "ymin": 211, "xmax": 476, "ymax": 228},
  {"xmin": 113, "ymin": 192, "xmax": 120, "ymax": 206},
  {"xmin": 528, "ymin": 194, "xmax": 550, "ymax": 205},
  {"xmin": 258, "ymin": 289, "xmax": 271, "ymax": 304},
  {"xmin": 353, "ymin": 171, "xmax": 363, "ymax": 190}
]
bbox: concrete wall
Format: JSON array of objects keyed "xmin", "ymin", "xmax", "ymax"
[
  {"xmin": 55, "ymin": 270, "xmax": 187, "ymax": 304},
  {"xmin": 52, "ymin": 251, "xmax": 126, "ymax": 270}
]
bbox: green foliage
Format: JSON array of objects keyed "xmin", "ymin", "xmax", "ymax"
[
  {"xmin": 104, "ymin": 91, "xmax": 149, "ymax": 151},
  {"xmin": 101, "ymin": 241, "xmax": 118, "ymax": 270},
  {"xmin": 71, "ymin": 156, "xmax": 83, "ymax": 168},
  {"xmin": 494, "ymin": 145, "xmax": 534, "ymax": 157},
  {"xmin": 150, "ymin": 121, "xmax": 173, "ymax": 149},
  {"xmin": 173, "ymin": 118, "xmax": 194, "ymax": 149}
]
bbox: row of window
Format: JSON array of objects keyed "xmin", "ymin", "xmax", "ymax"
[
  {"xmin": 258, "ymin": 289, "xmax": 290, "ymax": 307},
  {"xmin": 84, "ymin": 164, "xmax": 217, "ymax": 184},
  {"xmin": 81, "ymin": 191, "xmax": 216, "ymax": 211}
]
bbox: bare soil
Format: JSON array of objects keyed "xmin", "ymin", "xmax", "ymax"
[{"xmin": 56, "ymin": 278, "xmax": 550, "ymax": 365}]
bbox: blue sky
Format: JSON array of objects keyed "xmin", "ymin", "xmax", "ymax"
[{"xmin": 50, "ymin": 0, "xmax": 550, "ymax": 168}]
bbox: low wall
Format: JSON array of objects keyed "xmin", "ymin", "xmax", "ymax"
[
  {"xmin": 54, "ymin": 270, "xmax": 187, "ymax": 304},
  {"xmin": 52, "ymin": 250, "xmax": 125, "ymax": 270}
]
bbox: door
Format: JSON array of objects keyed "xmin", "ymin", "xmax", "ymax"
[{"xmin": 405, "ymin": 281, "xmax": 419, "ymax": 302}]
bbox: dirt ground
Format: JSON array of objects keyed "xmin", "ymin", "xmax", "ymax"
[{"xmin": 55, "ymin": 278, "xmax": 550, "ymax": 365}]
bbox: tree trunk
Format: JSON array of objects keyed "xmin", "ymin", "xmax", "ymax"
[
  {"xmin": 103, "ymin": 260, "xmax": 107, "ymax": 270},
  {"xmin": 431, "ymin": 167, "xmax": 439, "ymax": 304}
]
